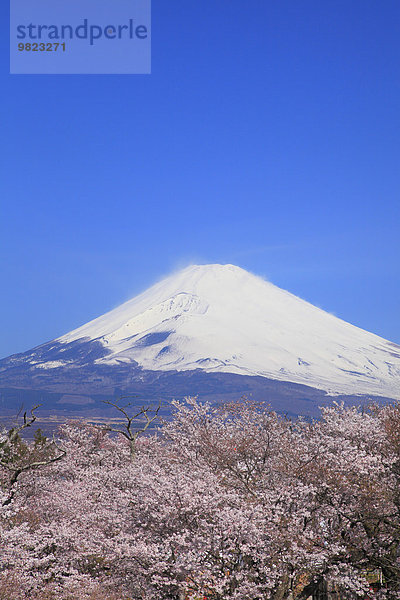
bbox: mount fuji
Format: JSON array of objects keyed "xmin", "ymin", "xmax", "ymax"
[{"xmin": 1, "ymin": 264, "xmax": 399, "ymax": 416}]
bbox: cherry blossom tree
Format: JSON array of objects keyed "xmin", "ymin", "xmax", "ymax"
[{"xmin": 1, "ymin": 397, "xmax": 400, "ymax": 599}]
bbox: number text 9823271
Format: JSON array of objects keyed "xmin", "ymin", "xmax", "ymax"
[{"xmin": 18, "ymin": 42, "xmax": 66, "ymax": 52}]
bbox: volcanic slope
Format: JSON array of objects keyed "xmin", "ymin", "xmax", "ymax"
[{"xmin": 4, "ymin": 263, "xmax": 398, "ymax": 401}]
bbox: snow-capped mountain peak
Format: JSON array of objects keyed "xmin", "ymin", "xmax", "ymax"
[{"xmin": 49, "ymin": 263, "xmax": 400, "ymax": 399}]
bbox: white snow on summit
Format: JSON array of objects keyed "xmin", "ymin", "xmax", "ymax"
[{"xmin": 58, "ymin": 264, "xmax": 400, "ymax": 399}]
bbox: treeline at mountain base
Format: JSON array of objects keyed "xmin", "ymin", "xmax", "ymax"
[{"xmin": 1, "ymin": 397, "xmax": 400, "ymax": 600}]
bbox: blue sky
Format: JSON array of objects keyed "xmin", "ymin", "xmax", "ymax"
[{"xmin": 1, "ymin": 0, "xmax": 399, "ymax": 358}]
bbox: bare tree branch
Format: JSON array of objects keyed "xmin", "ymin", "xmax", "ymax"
[
  {"xmin": 1, "ymin": 405, "xmax": 66, "ymax": 506},
  {"xmin": 8, "ymin": 404, "xmax": 41, "ymax": 444},
  {"xmin": 102, "ymin": 398, "xmax": 161, "ymax": 459}
]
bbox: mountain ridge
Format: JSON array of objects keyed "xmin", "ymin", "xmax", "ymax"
[
  {"xmin": 56, "ymin": 263, "xmax": 400, "ymax": 398},
  {"xmin": 1, "ymin": 264, "xmax": 399, "ymax": 415}
]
